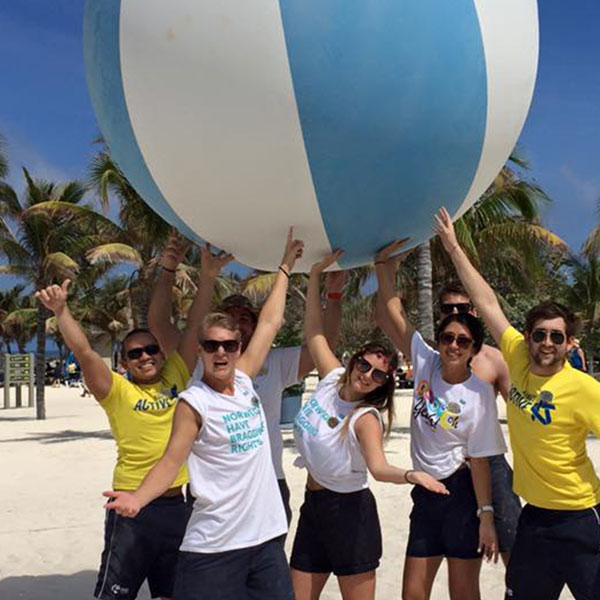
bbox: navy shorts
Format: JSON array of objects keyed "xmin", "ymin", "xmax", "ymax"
[
  {"xmin": 290, "ymin": 487, "xmax": 382, "ymax": 576},
  {"xmin": 489, "ymin": 454, "xmax": 521, "ymax": 553},
  {"xmin": 174, "ymin": 536, "xmax": 293, "ymax": 600},
  {"xmin": 406, "ymin": 467, "xmax": 480, "ymax": 559},
  {"xmin": 505, "ymin": 503, "xmax": 600, "ymax": 600},
  {"xmin": 94, "ymin": 495, "xmax": 190, "ymax": 600}
]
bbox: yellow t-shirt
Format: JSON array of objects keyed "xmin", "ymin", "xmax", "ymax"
[
  {"xmin": 501, "ymin": 326, "xmax": 600, "ymax": 509},
  {"xmin": 100, "ymin": 352, "xmax": 190, "ymax": 490}
]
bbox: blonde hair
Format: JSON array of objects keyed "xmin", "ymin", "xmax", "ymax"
[{"xmin": 201, "ymin": 312, "xmax": 241, "ymax": 339}]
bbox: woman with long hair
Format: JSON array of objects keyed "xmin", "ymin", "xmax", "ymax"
[
  {"xmin": 375, "ymin": 241, "xmax": 506, "ymax": 600},
  {"xmin": 290, "ymin": 252, "xmax": 448, "ymax": 600}
]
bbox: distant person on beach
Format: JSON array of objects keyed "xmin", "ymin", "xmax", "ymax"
[
  {"xmin": 568, "ymin": 339, "xmax": 587, "ymax": 372},
  {"xmin": 375, "ymin": 240, "xmax": 506, "ymax": 600},
  {"xmin": 435, "ymin": 206, "xmax": 600, "ymax": 600},
  {"xmin": 148, "ymin": 231, "xmax": 344, "ymax": 523},
  {"xmin": 377, "ymin": 275, "xmax": 521, "ymax": 567},
  {"xmin": 34, "ymin": 244, "xmax": 232, "ymax": 600},
  {"xmin": 102, "ymin": 230, "xmax": 303, "ymax": 600},
  {"xmin": 290, "ymin": 251, "xmax": 448, "ymax": 600}
]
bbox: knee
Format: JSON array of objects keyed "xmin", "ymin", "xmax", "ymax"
[{"xmin": 402, "ymin": 588, "xmax": 428, "ymax": 600}]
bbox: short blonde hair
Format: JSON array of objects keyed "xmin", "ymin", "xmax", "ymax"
[{"xmin": 201, "ymin": 312, "xmax": 241, "ymax": 339}]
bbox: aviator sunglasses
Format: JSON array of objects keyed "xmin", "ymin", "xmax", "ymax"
[
  {"xmin": 440, "ymin": 302, "xmax": 472, "ymax": 315},
  {"xmin": 531, "ymin": 329, "xmax": 566, "ymax": 345},
  {"xmin": 125, "ymin": 344, "xmax": 161, "ymax": 361},
  {"xmin": 200, "ymin": 339, "xmax": 241, "ymax": 353},
  {"xmin": 355, "ymin": 356, "xmax": 389, "ymax": 385},
  {"xmin": 439, "ymin": 332, "xmax": 473, "ymax": 349}
]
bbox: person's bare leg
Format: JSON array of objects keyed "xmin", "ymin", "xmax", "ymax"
[
  {"xmin": 447, "ymin": 557, "xmax": 482, "ymax": 600},
  {"xmin": 402, "ymin": 556, "xmax": 443, "ymax": 600},
  {"xmin": 337, "ymin": 571, "xmax": 376, "ymax": 600},
  {"xmin": 291, "ymin": 568, "xmax": 330, "ymax": 600}
]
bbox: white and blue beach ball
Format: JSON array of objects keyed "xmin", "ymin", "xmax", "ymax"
[{"xmin": 84, "ymin": 0, "xmax": 538, "ymax": 271}]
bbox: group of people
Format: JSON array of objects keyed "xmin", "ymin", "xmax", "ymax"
[{"xmin": 35, "ymin": 209, "xmax": 600, "ymax": 600}]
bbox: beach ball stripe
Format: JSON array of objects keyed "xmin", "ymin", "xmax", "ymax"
[{"xmin": 84, "ymin": 0, "xmax": 538, "ymax": 271}]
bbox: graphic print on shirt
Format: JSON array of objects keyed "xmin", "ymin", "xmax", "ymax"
[
  {"xmin": 132, "ymin": 383, "xmax": 179, "ymax": 412},
  {"xmin": 508, "ymin": 386, "xmax": 556, "ymax": 426},
  {"xmin": 294, "ymin": 396, "xmax": 345, "ymax": 436},
  {"xmin": 413, "ymin": 380, "xmax": 463, "ymax": 431},
  {"xmin": 222, "ymin": 384, "xmax": 266, "ymax": 453}
]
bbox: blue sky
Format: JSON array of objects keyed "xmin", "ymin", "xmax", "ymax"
[{"xmin": 0, "ymin": 0, "xmax": 599, "ymax": 284}]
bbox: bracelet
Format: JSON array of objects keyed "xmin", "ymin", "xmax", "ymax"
[
  {"xmin": 404, "ymin": 470, "xmax": 414, "ymax": 484},
  {"xmin": 476, "ymin": 505, "xmax": 494, "ymax": 518},
  {"xmin": 161, "ymin": 265, "xmax": 176, "ymax": 273},
  {"xmin": 375, "ymin": 260, "xmax": 386, "ymax": 265},
  {"xmin": 278, "ymin": 265, "xmax": 290, "ymax": 279},
  {"xmin": 327, "ymin": 292, "xmax": 342, "ymax": 301}
]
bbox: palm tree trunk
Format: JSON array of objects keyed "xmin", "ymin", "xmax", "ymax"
[
  {"xmin": 416, "ymin": 241, "xmax": 435, "ymax": 341},
  {"xmin": 35, "ymin": 305, "xmax": 48, "ymax": 420}
]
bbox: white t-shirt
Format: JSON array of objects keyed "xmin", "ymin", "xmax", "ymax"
[
  {"xmin": 179, "ymin": 370, "xmax": 287, "ymax": 553},
  {"xmin": 410, "ymin": 332, "xmax": 507, "ymax": 480},
  {"xmin": 191, "ymin": 347, "xmax": 301, "ymax": 479},
  {"xmin": 293, "ymin": 367, "xmax": 382, "ymax": 493}
]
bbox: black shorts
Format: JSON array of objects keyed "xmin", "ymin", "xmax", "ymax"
[
  {"xmin": 406, "ymin": 467, "xmax": 480, "ymax": 559},
  {"xmin": 505, "ymin": 503, "xmax": 600, "ymax": 600},
  {"xmin": 489, "ymin": 454, "xmax": 521, "ymax": 553},
  {"xmin": 94, "ymin": 495, "xmax": 190, "ymax": 600},
  {"xmin": 290, "ymin": 487, "xmax": 382, "ymax": 576}
]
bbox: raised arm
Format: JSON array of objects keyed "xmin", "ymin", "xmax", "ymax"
[
  {"xmin": 148, "ymin": 231, "xmax": 191, "ymax": 355},
  {"xmin": 237, "ymin": 228, "xmax": 304, "ymax": 379},
  {"xmin": 434, "ymin": 208, "xmax": 511, "ymax": 345},
  {"xmin": 304, "ymin": 252, "xmax": 344, "ymax": 378},
  {"xmin": 297, "ymin": 270, "xmax": 346, "ymax": 379},
  {"xmin": 103, "ymin": 400, "xmax": 201, "ymax": 516},
  {"xmin": 35, "ymin": 280, "xmax": 112, "ymax": 401},
  {"xmin": 374, "ymin": 241, "xmax": 415, "ymax": 359},
  {"xmin": 177, "ymin": 245, "xmax": 233, "ymax": 374}
]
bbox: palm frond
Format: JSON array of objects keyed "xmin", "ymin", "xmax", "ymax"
[{"xmin": 86, "ymin": 243, "xmax": 143, "ymax": 267}]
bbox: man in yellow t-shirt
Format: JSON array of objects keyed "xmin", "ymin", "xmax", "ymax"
[
  {"xmin": 435, "ymin": 207, "xmax": 600, "ymax": 600},
  {"xmin": 34, "ymin": 240, "xmax": 232, "ymax": 600}
]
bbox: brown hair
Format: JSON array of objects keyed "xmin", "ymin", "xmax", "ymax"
[
  {"xmin": 338, "ymin": 340, "xmax": 398, "ymax": 437},
  {"xmin": 524, "ymin": 302, "xmax": 579, "ymax": 337},
  {"xmin": 438, "ymin": 281, "xmax": 469, "ymax": 305},
  {"xmin": 201, "ymin": 312, "xmax": 241, "ymax": 339}
]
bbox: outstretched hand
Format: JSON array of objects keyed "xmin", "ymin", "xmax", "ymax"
[
  {"xmin": 433, "ymin": 207, "xmax": 459, "ymax": 253},
  {"xmin": 102, "ymin": 490, "xmax": 142, "ymax": 518},
  {"xmin": 280, "ymin": 227, "xmax": 305, "ymax": 272},
  {"xmin": 35, "ymin": 280, "xmax": 71, "ymax": 315},
  {"xmin": 478, "ymin": 517, "xmax": 499, "ymax": 563},
  {"xmin": 310, "ymin": 250, "xmax": 344, "ymax": 275},
  {"xmin": 200, "ymin": 244, "xmax": 234, "ymax": 279},
  {"xmin": 410, "ymin": 471, "xmax": 450, "ymax": 496},
  {"xmin": 160, "ymin": 230, "xmax": 191, "ymax": 271},
  {"xmin": 374, "ymin": 238, "xmax": 411, "ymax": 266}
]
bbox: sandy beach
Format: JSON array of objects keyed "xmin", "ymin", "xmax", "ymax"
[{"xmin": 1, "ymin": 379, "xmax": 593, "ymax": 600}]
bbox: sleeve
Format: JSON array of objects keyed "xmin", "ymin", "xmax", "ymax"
[
  {"xmin": 178, "ymin": 386, "xmax": 207, "ymax": 419},
  {"xmin": 349, "ymin": 407, "xmax": 384, "ymax": 440},
  {"xmin": 467, "ymin": 389, "xmax": 507, "ymax": 457},
  {"xmin": 410, "ymin": 331, "xmax": 437, "ymax": 381},
  {"xmin": 574, "ymin": 377, "xmax": 600, "ymax": 438},
  {"xmin": 164, "ymin": 351, "xmax": 191, "ymax": 385},
  {"xmin": 98, "ymin": 371, "xmax": 127, "ymax": 415},
  {"xmin": 500, "ymin": 326, "xmax": 526, "ymax": 364},
  {"xmin": 273, "ymin": 346, "xmax": 302, "ymax": 389}
]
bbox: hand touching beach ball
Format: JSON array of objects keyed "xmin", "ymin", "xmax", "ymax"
[{"xmin": 84, "ymin": 0, "xmax": 538, "ymax": 270}]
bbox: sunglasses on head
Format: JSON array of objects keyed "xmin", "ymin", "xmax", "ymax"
[
  {"xmin": 355, "ymin": 356, "xmax": 389, "ymax": 385},
  {"xmin": 440, "ymin": 302, "xmax": 472, "ymax": 315},
  {"xmin": 200, "ymin": 339, "xmax": 241, "ymax": 353},
  {"xmin": 439, "ymin": 332, "xmax": 473, "ymax": 349},
  {"xmin": 125, "ymin": 344, "xmax": 161, "ymax": 361},
  {"xmin": 531, "ymin": 329, "xmax": 566, "ymax": 345}
]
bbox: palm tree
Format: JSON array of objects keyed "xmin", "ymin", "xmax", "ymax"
[
  {"xmin": 0, "ymin": 167, "xmax": 115, "ymax": 419},
  {"xmin": 0, "ymin": 285, "xmax": 27, "ymax": 353}
]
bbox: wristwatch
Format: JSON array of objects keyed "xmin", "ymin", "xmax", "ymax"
[{"xmin": 477, "ymin": 505, "xmax": 494, "ymax": 517}]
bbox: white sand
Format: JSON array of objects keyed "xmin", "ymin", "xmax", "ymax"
[{"xmin": 1, "ymin": 380, "xmax": 594, "ymax": 599}]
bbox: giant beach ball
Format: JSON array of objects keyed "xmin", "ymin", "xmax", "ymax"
[{"xmin": 84, "ymin": 0, "xmax": 538, "ymax": 271}]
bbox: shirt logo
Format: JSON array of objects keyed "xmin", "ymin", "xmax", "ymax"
[
  {"xmin": 508, "ymin": 386, "xmax": 556, "ymax": 426},
  {"xmin": 413, "ymin": 380, "xmax": 461, "ymax": 431},
  {"xmin": 132, "ymin": 384, "xmax": 179, "ymax": 412}
]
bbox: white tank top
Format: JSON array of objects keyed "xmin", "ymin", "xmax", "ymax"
[
  {"xmin": 293, "ymin": 367, "xmax": 383, "ymax": 493},
  {"xmin": 179, "ymin": 370, "xmax": 287, "ymax": 553}
]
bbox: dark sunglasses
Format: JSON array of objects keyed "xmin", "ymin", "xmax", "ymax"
[
  {"xmin": 126, "ymin": 344, "xmax": 161, "ymax": 361},
  {"xmin": 531, "ymin": 329, "xmax": 566, "ymax": 345},
  {"xmin": 355, "ymin": 356, "xmax": 389, "ymax": 385},
  {"xmin": 200, "ymin": 339, "xmax": 241, "ymax": 353},
  {"xmin": 439, "ymin": 332, "xmax": 473, "ymax": 349},
  {"xmin": 440, "ymin": 302, "xmax": 472, "ymax": 315}
]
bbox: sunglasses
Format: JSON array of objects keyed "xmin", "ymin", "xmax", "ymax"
[
  {"xmin": 355, "ymin": 356, "xmax": 389, "ymax": 385},
  {"xmin": 440, "ymin": 302, "xmax": 472, "ymax": 315},
  {"xmin": 200, "ymin": 339, "xmax": 241, "ymax": 353},
  {"xmin": 439, "ymin": 332, "xmax": 473, "ymax": 349},
  {"xmin": 126, "ymin": 344, "xmax": 161, "ymax": 361},
  {"xmin": 531, "ymin": 329, "xmax": 566, "ymax": 345}
]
